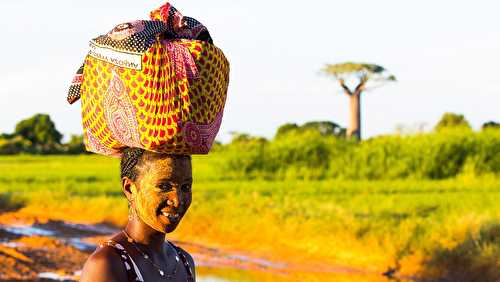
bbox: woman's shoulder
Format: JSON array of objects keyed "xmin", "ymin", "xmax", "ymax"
[{"xmin": 80, "ymin": 237, "xmax": 129, "ymax": 282}]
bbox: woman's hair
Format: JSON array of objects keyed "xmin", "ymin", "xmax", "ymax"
[
  {"xmin": 120, "ymin": 147, "xmax": 191, "ymax": 181},
  {"xmin": 120, "ymin": 147, "xmax": 146, "ymax": 181}
]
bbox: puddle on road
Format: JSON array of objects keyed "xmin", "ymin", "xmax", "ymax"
[
  {"xmin": 0, "ymin": 222, "xmax": 407, "ymax": 282},
  {"xmin": 38, "ymin": 272, "xmax": 78, "ymax": 281},
  {"xmin": 198, "ymin": 276, "xmax": 230, "ymax": 282},
  {"xmin": 1, "ymin": 224, "xmax": 55, "ymax": 237},
  {"xmin": 0, "ymin": 221, "xmax": 116, "ymax": 252}
]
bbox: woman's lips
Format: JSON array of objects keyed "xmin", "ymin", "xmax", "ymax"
[
  {"xmin": 159, "ymin": 208, "xmax": 181, "ymax": 222},
  {"xmin": 157, "ymin": 200, "xmax": 183, "ymax": 223},
  {"xmin": 161, "ymin": 211, "xmax": 180, "ymax": 221}
]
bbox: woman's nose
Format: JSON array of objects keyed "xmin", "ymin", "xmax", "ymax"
[{"xmin": 167, "ymin": 194, "xmax": 181, "ymax": 208}]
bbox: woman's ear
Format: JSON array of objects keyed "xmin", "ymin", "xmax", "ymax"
[{"xmin": 122, "ymin": 177, "xmax": 138, "ymax": 202}]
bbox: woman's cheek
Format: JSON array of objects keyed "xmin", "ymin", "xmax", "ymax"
[{"xmin": 135, "ymin": 190, "xmax": 165, "ymax": 232}]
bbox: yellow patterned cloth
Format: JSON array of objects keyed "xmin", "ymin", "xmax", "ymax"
[{"xmin": 67, "ymin": 3, "xmax": 229, "ymax": 157}]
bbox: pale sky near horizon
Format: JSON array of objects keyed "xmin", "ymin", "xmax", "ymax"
[{"xmin": 0, "ymin": 0, "xmax": 499, "ymax": 142}]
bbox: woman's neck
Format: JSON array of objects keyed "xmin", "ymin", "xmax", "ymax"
[{"xmin": 124, "ymin": 217, "xmax": 166, "ymax": 252}]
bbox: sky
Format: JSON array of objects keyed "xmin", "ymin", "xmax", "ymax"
[{"xmin": 0, "ymin": 0, "xmax": 499, "ymax": 142}]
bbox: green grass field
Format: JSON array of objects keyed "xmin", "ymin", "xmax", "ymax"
[{"xmin": 0, "ymin": 155, "xmax": 499, "ymax": 281}]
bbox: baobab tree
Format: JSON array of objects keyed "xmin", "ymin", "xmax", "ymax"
[{"xmin": 322, "ymin": 62, "xmax": 396, "ymax": 140}]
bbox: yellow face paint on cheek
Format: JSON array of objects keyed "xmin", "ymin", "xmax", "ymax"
[
  {"xmin": 131, "ymin": 156, "xmax": 192, "ymax": 233},
  {"xmin": 134, "ymin": 185, "xmax": 166, "ymax": 233}
]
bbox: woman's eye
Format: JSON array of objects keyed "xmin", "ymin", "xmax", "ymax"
[
  {"xmin": 159, "ymin": 183, "xmax": 173, "ymax": 191},
  {"xmin": 181, "ymin": 184, "xmax": 192, "ymax": 192}
]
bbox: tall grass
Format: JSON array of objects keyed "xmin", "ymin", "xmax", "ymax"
[{"xmin": 220, "ymin": 128, "xmax": 500, "ymax": 180}]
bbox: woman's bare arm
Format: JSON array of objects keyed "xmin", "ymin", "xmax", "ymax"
[{"xmin": 80, "ymin": 247, "xmax": 128, "ymax": 282}]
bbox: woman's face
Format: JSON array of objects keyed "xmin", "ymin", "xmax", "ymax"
[{"xmin": 131, "ymin": 156, "xmax": 192, "ymax": 233}]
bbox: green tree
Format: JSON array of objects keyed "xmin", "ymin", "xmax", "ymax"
[
  {"xmin": 322, "ymin": 62, "xmax": 396, "ymax": 140},
  {"xmin": 15, "ymin": 114, "xmax": 63, "ymax": 146},
  {"xmin": 434, "ymin": 113, "xmax": 471, "ymax": 131},
  {"xmin": 276, "ymin": 121, "xmax": 346, "ymax": 139},
  {"xmin": 482, "ymin": 121, "xmax": 500, "ymax": 130},
  {"xmin": 0, "ymin": 133, "xmax": 14, "ymax": 139},
  {"xmin": 275, "ymin": 123, "xmax": 299, "ymax": 138},
  {"xmin": 65, "ymin": 134, "xmax": 86, "ymax": 154},
  {"xmin": 302, "ymin": 121, "xmax": 346, "ymax": 137},
  {"xmin": 230, "ymin": 132, "xmax": 267, "ymax": 144}
]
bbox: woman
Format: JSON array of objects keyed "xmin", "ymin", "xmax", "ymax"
[
  {"xmin": 81, "ymin": 148, "xmax": 195, "ymax": 281},
  {"xmin": 71, "ymin": 3, "xmax": 229, "ymax": 280}
]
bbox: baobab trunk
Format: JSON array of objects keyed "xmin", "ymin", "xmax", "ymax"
[{"xmin": 347, "ymin": 93, "xmax": 361, "ymax": 140}]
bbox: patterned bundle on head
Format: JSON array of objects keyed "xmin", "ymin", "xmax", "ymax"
[{"xmin": 67, "ymin": 2, "xmax": 229, "ymax": 158}]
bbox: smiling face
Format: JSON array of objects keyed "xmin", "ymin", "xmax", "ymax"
[{"xmin": 126, "ymin": 154, "xmax": 192, "ymax": 233}]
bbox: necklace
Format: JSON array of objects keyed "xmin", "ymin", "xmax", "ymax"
[{"xmin": 122, "ymin": 230, "xmax": 179, "ymax": 279}]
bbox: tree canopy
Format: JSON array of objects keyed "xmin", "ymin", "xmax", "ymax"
[
  {"xmin": 434, "ymin": 113, "xmax": 471, "ymax": 131},
  {"xmin": 322, "ymin": 62, "xmax": 396, "ymax": 95},
  {"xmin": 0, "ymin": 113, "xmax": 86, "ymax": 155},
  {"xmin": 15, "ymin": 114, "xmax": 63, "ymax": 145},
  {"xmin": 482, "ymin": 121, "xmax": 500, "ymax": 130},
  {"xmin": 276, "ymin": 121, "xmax": 346, "ymax": 138}
]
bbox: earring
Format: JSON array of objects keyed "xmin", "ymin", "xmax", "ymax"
[{"xmin": 128, "ymin": 201, "xmax": 136, "ymax": 221}]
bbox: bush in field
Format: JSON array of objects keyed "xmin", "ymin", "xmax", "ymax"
[
  {"xmin": 418, "ymin": 131, "xmax": 475, "ymax": 178},
  {"xmin": 223, "ymin": 129, "xmax": 353, "ymax": 180},
  {"xmin": 222, "ymin": 129, "xmax": 352, "ymax": 180},
  {"xmin": 330, "ymin": 129, "xmax": 499, "ymax": 179},
  {"xmin": 220, "ymin": 127, "xmax": 500, "ymax": 180},
  {"xmin": 434, "ymin": 112, "xmax": 471, "ymax": 131},
  {"xmin": 421, "ymin": 222, "xmax": 500, "ymax": 282},
  {"xmin": 463, "ymin": 128, "xmax": 500, "ymax": 176},
  {"xmin": 300, "ymin": 121, "xmax": 346, "ymax": 137},
  {"xmin": 328, "ymin": 134, "xmax": 416, "ymax": 179},
  {"xmin": 0, "ymin": 192, "xmax": 25, "ymax": 212},
  {"xmin": 266, "ymin": 129, "xmax": 350, "ymax": 179},
  {"xmin": 275, "ymin": 123, "xmax": 300, "ymax": 138},
  {"xmin": 0, "ymin": 136, "xmax": 33, "ymax": 155},
  {"xmin": 64, "ymin": 134, "xmax": 86, "ymax": 154},
  {"xmin": 221, "ymin": 134, "xmax": 268, "ymax": 179},
  {"xmin": 275, "ymin": 121, "xmax": 346, "ymax": 139},
  {"xmin": 482, "ymin": 121, "xmax": 500, "ymax": 130}
]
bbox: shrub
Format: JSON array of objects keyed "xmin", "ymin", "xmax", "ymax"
[
  {"xmin": 434, "ymin": 112, "xmax": 472, "ymax": 132},
  {"xmin": 220, "ymin": 127, "xmax": 500, "ymax": 180},
  {"xmin": 266, "ymin": 129, "xmax": 349, "ymax": 179},
  {"xmin": 0, "ymin": 136, "xmax": 33, "ymax": 155},
  {"xmin": 221, "ymin": 135, "xmax": 268, "ymax": 179}
]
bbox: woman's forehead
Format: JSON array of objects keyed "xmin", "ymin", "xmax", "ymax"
[{"xmin": 142, "ymin": 157, "xmax": 192, "ymax": 181}]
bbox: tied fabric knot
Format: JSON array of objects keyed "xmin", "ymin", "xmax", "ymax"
[
  {"xmin": 163, "ymin": 40, "xmax": 199, "ymax": 81},
  {"xmin": 150, "ymin": 2, "xmax": 212, "ymax": 42},
  {"xmin": 151, "ymin": 3, "xmax": 184, "ymax": 32}
]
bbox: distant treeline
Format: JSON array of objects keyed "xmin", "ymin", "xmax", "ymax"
[
  {"xmin": 2, "ymin": 113, "xmax": 500, "ymax": 180},
  {"xmin": 215, "ymin": 113, "xmax": 500, "ymax": 180},
  {"xmin": 0, "ymin": 114, "xmax": 85, "ymax": 155}
]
